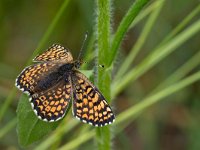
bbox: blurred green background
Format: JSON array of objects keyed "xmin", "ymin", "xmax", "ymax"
[{"xmin": 0, "ymin": 0, "xmax": 200, "ymax": 150}]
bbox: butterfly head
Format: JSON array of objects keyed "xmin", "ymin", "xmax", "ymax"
[{"xmin": 74, "ymin": 59, "xmax": 83, "ymax": 69}]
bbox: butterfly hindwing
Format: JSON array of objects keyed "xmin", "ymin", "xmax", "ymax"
[
  {"xmin": 30, "ymin": 76, "xmax": 72, "ymax": 122},
  {"xmin": 72, "ymin": 71, "xmax": 115, "ymax": 127},
  {"xmin": 33, "ymin": 44, "xmax": 73, "ymax": 62}
]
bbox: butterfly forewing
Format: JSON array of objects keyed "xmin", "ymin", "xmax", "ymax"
[
  {"xmin": 33, "ymin": 44, "xmax": 73, "ymax": 62},
  {"xmin": 15, "ymin": 63, "xmax": 59, "ymax": 95},
  {"xmin": 72, "ymin": 71, "xmax": 115, "ymax": 127},
  {"xmin": 30, "ymin": 76, "xmax": 72, "ymax": 122}
]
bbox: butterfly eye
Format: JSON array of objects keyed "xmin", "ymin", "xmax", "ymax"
[{"xmin": 74, "ymin": 60, "xmax": 82, "ymax": 69}]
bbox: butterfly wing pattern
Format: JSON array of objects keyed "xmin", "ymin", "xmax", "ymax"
[
  {"xmin": 15, "ymin": 43, "xmax": 115, "ymax": 127},
  {"xmin": 30, "ymin": 77, "xmax": 72, "ymax": 122},
  {"xmin": 33, "ymin": 44, "xmax": 73, "ymax": 62},
  {"xmin": 72, "ymin": 71, "xmax": 115, "ymax": 126},
  {"xmin": 15, "ymin": 63, "xmax": 59, "ymax": 95}
]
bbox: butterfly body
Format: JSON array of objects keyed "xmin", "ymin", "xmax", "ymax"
[
  {"xmin": 34, "ymin": 62, "xmax": 76, "ymax": 93},
  {"xmin": 15, "ymin": 44, "xmax": 115, "ymax": 127}
]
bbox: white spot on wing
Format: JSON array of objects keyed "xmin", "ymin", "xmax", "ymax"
[
  {"xmin": 15, "ymin": 80, "xmax": 18, "ymax": 87},
  {"xmin": 24, "ymin": 91, "xmax": 30, "ymax": 95},
  {"xmin": 43, "ymin": 118, "xmax": 48, "ymax": 122},
  {"xmin": 31, "ymin": 102, "xmax": 34, "ymax": 108},
  {"xmin": 82, "ymin": 120, "xmax": 87, "ymax": 123},
  {"xmin": 89, "ymin": 122, "xmax": 93, "ymax": 125},
  {"xmin": 33, "ymin": 109, "xmax": 38, "ymax": 115},
  {"xmin": 75, "ymin": 116, "xmax": 81, "ymax": 121},
  {"xmin": 55, "ymin": 116, "xmax": 64, "ymax": 122},
  {"xmin": 38, "ymin": 116, "xmax": 42, "ymax": 120}
]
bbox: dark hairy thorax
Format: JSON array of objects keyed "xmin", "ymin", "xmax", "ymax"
[{"xmin": 33, "ymin": 63, "xmax": 76, "ymax": 93}]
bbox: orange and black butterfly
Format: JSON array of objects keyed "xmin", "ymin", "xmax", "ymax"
[{"xmin": 15, "ymin": 44, "xmax": 115, "ymax": 127}]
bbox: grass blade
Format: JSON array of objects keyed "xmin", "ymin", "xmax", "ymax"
[
  {"xmin": 112, "ymin": 18, "xmax": 200, "ymax": 97},
  {"xmin": 109, "ymin": 0, "xmax": 150, "ymax": 66},
  {"xmin": 0, "ymin": 118, "xmax": 17, "ymax": 138},
  {"xmin": 34, "ymin": 118, "xmax": 79, "ymax": 150},
  {"xmin": 115, "ymin": 0, "xmax": 164, "ymax": 81},
  {"xmin": 58, "ymin": 131, "xmax": 95, "ymax": 150},
  {"xmin": 150, "ymin": 50, "xmax": 200, "ymax": 94},
  {"xmin": 116, "ymin": 71, "xmax": 200, "ymax": 126}
]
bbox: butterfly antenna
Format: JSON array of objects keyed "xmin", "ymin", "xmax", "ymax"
[{"xmin": 78, "ymin": 32, "xmax": 88, "ymax": 61}]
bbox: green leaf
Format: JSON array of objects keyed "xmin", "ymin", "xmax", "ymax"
[{"xmin": 17, "ymin": 94, "xmax": 59, "ymax": 146}]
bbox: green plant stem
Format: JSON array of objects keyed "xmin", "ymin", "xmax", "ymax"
[
  {"xmin": 109, "ymin": 0, "xmax": 150, "ymax": 66},
  {"xmin": 112, "ymin": 18, "xmax": 200, "ymax": 97},
  {"xmin": 95, "ymin": 0, "xmax": 112, "ymax": 149}
]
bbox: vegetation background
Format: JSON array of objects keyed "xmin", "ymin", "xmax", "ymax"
[{"xmin": 0, "ymin": 0, "xmax": 200, "ymax": 150}]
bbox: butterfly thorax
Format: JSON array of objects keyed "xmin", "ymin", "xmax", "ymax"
[
  {"xmin": 33, "ymin": 60, "xmax": 83, "ymax": 94},
  {"xmin": 33, "ymin": 63, "xmax": 76, "ymax": 94},
  {"xmin": 58, "ymin": 63, "xmax": 74, "ymax": 73}
]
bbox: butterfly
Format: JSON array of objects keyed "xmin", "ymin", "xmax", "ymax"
[{"xmin": 15, "ymin": 44, "xmax": 115, "ymax": 127}]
